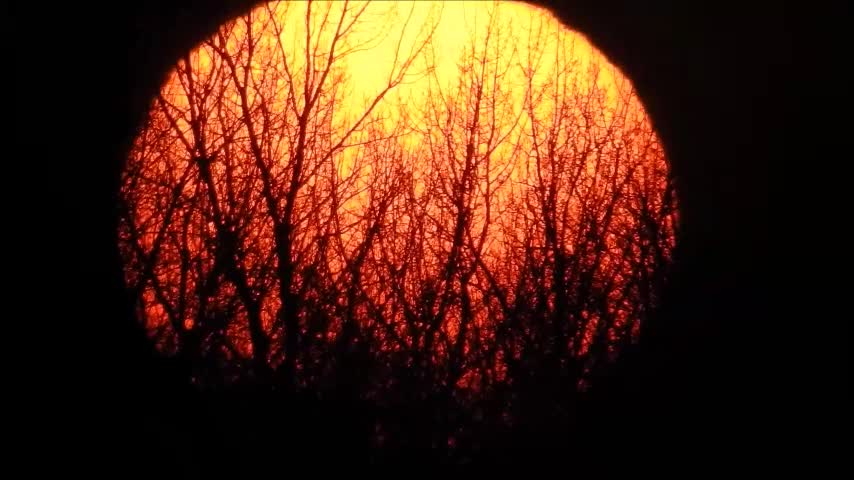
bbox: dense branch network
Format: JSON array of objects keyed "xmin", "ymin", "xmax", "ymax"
[{"xmin": 119, "ymin": 1, "xmax": 677, "ymax": 413}]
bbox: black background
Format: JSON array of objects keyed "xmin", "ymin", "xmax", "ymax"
[{"xmin": 22, "ymin": 0, "xmax": 847, "ymax": 472}]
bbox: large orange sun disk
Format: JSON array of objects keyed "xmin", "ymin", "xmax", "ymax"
[{"xmin": 121, "ymin": 0, "xmax": 676, "ymax": 390}]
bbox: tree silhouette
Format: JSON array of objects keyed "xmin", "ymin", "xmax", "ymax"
[{"xmin": 118, "ymin": 0, "xmax": 676, "ymax": 450}]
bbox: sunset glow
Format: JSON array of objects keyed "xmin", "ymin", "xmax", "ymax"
[{"xmin": 120, "ymin": 0, "xmax": 677, "ymax": 397}]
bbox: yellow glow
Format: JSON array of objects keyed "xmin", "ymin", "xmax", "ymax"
[
  {"xmin": 161, "ymin": 1, "xmax": 635, "ymax": 154},
  {"xmin": 321, "ymin": 1, "xmax": 622, "ymax": 111}
]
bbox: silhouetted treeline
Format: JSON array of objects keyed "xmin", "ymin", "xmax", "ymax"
[{"xmin": 117, "ymin": 1, "xmax": 676, "ymax": 453}]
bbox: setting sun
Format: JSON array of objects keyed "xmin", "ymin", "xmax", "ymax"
[{"xmin": 120, "ymin": 0, "xmax": 676, "ymax": 401}]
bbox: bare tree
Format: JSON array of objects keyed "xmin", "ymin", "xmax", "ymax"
[
  {"xmin": 119, "ymin": 0, "xmax": 676, "ymax": 445},
  {"xmin": 120, "ymin": 0, "xmax": 438, "ymax": 385}
]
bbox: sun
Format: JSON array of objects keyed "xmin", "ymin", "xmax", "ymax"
[{"xmin": 119, "ymin": 0, "xmax": 676, "ymax": 393}]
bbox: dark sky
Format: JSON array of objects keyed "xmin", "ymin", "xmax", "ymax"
[{"xmin": 25, "ymin": 0, "xmax": 844, "ymax": 471}]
